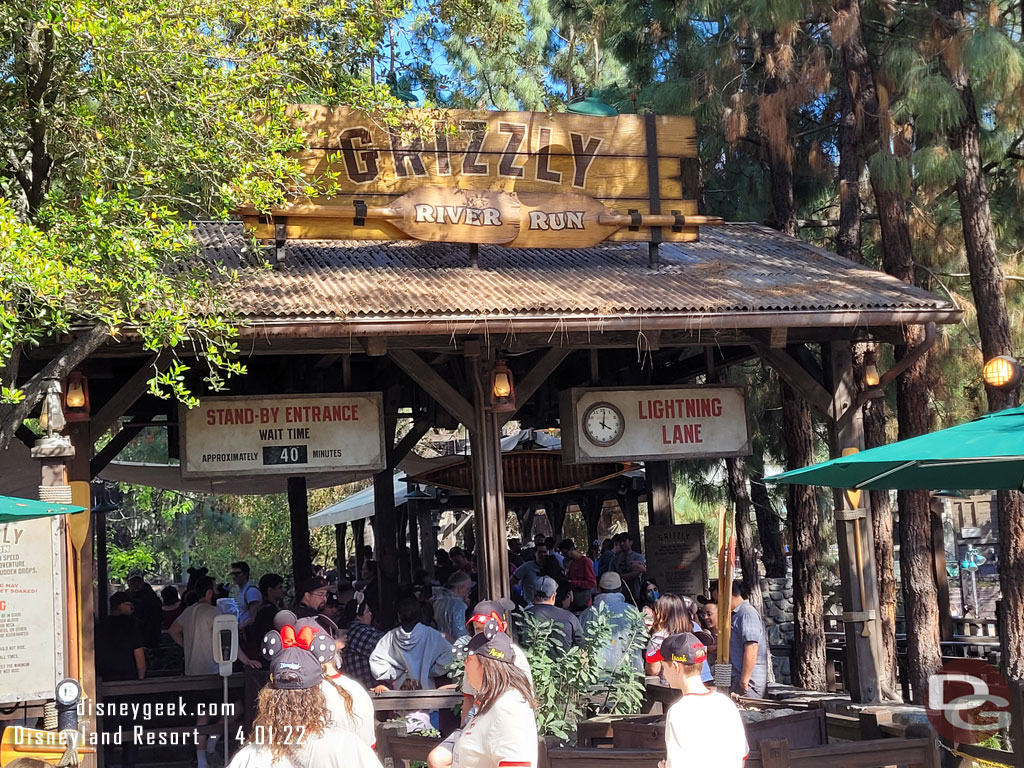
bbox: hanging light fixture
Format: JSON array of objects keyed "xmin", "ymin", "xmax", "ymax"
[
  {"xmin": 39, "ymin": 378, "xmax": 67, "ymax": 436},
  {"xmin": 64, "ymin": 370, "xmax": 91, "ymax": 422},
  {"xmin": 406, "ymin": 484, "xmax": 431, "ymax": 500},
  {"xmin": 567, "ymin": 91, "xmax": 618, "ymax": 116},
  {"xmin": 490, "ymin": 359, "xmax": 516, "ymax": 412},
  {"xmin": 863, "ymin": 350, "xmax": 880, "ymax": 388},
  {"xmin": 983, "ymin": 356, "xmax": 1022, "ymax": 391}
]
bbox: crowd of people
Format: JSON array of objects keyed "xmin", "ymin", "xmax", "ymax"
[{"xmin": 97, "ymin": 536, "xmax": 769, "ymax": 768}]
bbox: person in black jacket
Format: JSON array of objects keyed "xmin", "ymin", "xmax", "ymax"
[{"xmin": 128, "ymin": 573, "xmax": 163, "ymax": 649}]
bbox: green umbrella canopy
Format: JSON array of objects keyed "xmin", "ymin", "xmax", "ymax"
[
  {"xmin": 0, "ymin": 495, "xmax": 85, "ymax": 524},
  {"xmin": 765, "ymin": 404, "xmax": 1024, "ymax": 491}
]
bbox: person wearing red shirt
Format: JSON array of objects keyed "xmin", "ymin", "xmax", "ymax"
[{"xmin": 559, "ymin": 539, "xmax": 596, "ymax": 612}]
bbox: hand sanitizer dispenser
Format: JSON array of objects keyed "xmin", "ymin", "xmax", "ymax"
[{"xmin": 212, "ymin": 614, "xmax": 238, "ymax": 676}]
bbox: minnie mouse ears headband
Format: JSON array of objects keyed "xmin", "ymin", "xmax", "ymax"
[{"xmin": 261, "ymin": 611, "xmax": 337, "ymax": 690}]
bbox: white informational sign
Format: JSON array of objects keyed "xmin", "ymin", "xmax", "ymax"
[
  {"xmin": 0, "ymin": 515, "xmax": 65, "ymax": 703},
  {"xmin": 560, "ymin": 385, "xmax": 751, "ymax": 463},
  {"xmin": 181, "ymin": 393, "xmax": 386, "ymax": 477}
]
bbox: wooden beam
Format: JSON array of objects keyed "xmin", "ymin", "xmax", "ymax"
[
  {"xmin": 365, "ymin": 337, "xmax": 388, "ymax": 356},
  {"xmin": 374, "ymin": 387, "xmax": 401, "ymax": 627},
  {"xmin": 288, "ymin": 477, "xmax": 313, "ymax": 587},
  {"xmin": 391, "ymin": 419, "xmax": 431, "ymax": 470},
  {"xmin": 389, "ymin": 350, "xmax": 474, "ymax": 427},
  {"xmin": 758, "ymin": 346, "xmax": 833, "ymax": 418},
  {"xmin": 500, "ymin": 347, "xmax": 572, "ymax": 426},
  {"xmin": 646, "ymin": 461, "xmax": 674, "ymax": 526},
  {"xmin": 90, "ymin": 354, "xmax": 169, "ymax": 442},
  {"xmin": 824, "ymin": 340, "xmax": 884, "ymax": 704},
  {"xmin": 90, "ymin": 413, "xmax": 158, "ymax": 477}
]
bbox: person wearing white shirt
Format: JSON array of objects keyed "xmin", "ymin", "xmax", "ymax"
[
  {"xmin": 654, "ymin": 632, "xmax": 748, "ymax": 768},
  {"xmin": 320, "ymin": 658, "xmax": 377, "ymax": 750},
  {"xmin": 428, "ymin": 623, "xmax": 537, "ymax": 768},
  {"xmin": 229, "ymin": 612, "xmax": 384, "ymax": 768}
]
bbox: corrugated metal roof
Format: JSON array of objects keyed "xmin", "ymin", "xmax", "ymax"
[{"xmin": 194, "ymin": 221, "xmax": 955, "ymax": 322}]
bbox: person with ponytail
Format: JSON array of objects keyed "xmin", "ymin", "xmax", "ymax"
[
  {"xmin": 228, "ymin": 612, "xmax": 382, "ymax": 768},
  {"xmin": 321, "ymin": 644, "xmax": 377, "ymax": 749},
  {"xmin": 428, "ymin": 621, "xmax": 537, "ymax": 768}
]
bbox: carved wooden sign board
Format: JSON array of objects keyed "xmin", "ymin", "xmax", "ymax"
[{"xmin": 239, "ymin": 106, "xmax": 705, "ymax": 248}]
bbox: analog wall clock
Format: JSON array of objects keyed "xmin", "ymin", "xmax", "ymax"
[{"xmin": 582, "ymin": 402, "xmax": 625, "ymax": 447}]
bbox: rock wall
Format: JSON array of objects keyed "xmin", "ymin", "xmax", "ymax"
[{"xmin": 760, "ymin": 576, "xmax": 794, "ymax": 684}]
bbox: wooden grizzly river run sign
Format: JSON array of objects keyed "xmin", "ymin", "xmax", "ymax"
[{"xmin": 238, "ymin": 106, "xmax": 712, "ymax": 247}]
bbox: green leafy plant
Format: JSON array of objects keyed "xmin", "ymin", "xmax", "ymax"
[{"xmin": 516, "ymin": 604, "xmax": 647, "ymax": 743}]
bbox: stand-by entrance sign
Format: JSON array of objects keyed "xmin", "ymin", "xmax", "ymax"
[
  {"xmin": 560, "ymin": 386, "xmax": 751, "ymax": 463},
  {"xmin": 180, "ymin": 393, "xmax": 385, "ymax": 478},
  {"xmin": 238, "ymin": 107, "xmax": 708, "ymax": 247}
]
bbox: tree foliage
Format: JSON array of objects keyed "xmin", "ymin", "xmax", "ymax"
[{"xmin": 0, "ymin": 0, "xmax": 404, "ymax": 447}]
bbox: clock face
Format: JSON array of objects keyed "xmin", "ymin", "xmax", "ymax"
[
  {"xmin": 582, "ymin": 402, "xmax": 625, "ymax": 447},
  {"xmin": 56, "ymin": 678, "xmax": 81, "ymax": 705}
]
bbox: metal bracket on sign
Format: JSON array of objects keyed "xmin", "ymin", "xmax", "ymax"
[
  {"xmin": 671, "ymin": 210, "xmax": 684, "ymax": 233},
  {"xmin": 354, "ymin": 200, "xmax": 367, "ymax": 227},
  {"xmin": 841, "ymin": 610, "xmax": 876, "ymax": 623},
  {"xmin": 274, "ymin": 220, "xmax": 287, "ymax": 264},
  {"xmin": 834, "ymin": 509, "xmax": 867, "ymax": 522},
  {"xmin": 628, "ymin": 209, "xmax": 641, "ymax": 231}
]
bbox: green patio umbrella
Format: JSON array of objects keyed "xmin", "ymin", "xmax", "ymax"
[
  {"xmin": 0, "ymin": 495, "xmax": 85, "ymax": 524},
  {"xmin": 765, "ymin": 403, "xmax": 1024, "ymax": 491}
]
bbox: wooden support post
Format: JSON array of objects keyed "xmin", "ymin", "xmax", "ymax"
[
  {"xmin": 646, "ymin": 461, "xmax": 674, "ymax": 527},
  {"xmin": 397, "ymin": 504, "xmax": 411, "ymax": 585},
  {"xmin": 288, "ymin": 477, "xmax": 313, "ymax": 587},
  {"xmin": 825, "ymin": 341, "xmax": 884, "ymax": 704},
  {"xmin": 408, "ymin": 508, "xmax": 419, "ymax": 576},
  {"xmin": 416, "ymin": 504, "xmax": 435, "ymax": 579},
  {"xmin": 373, "ymin": 468, "xmax": 400, "ymax": 626},
  {"xmin": 583, "ymin": 495, "xmax": 602, "ymax": 546},
  {"xmin": 550, "ymin": 502, "xmax": 567, "ymax": 541},
  {"xmin": 334, "ymin": 522, "xmax": 347, "ymax": 581},
  {"xmin": 622, "ymin": 493, "xmax": 641, "ymax": 546},
  {"xmin": 373, "ymin": 390, "xmax": 401, "ymax": 627},
  {"xmin": 467, "ymin": 356, "xmax": 510, "ymax": 601},
  {"xmin": 67, "ymin": 423, "xmax": 96, "ymax": 767},
  {"xmin": 929, "ymin": 499, "xmax": 954, "ymax": 642},
  {"xmin": 96, "ymin": 503, "xmax": 108, "ymax": 621},
  {"xmin": 353, "ymin": 518, "xmax": 366, "ymax": 575}
]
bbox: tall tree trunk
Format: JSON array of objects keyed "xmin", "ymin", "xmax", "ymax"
[
  {"xmin": 836, "ymin": 46, "xmax": 899, "ymax": 695},
  {"xmin": 719, "ymin": 369, "xmax": 763, "ymax": 611},
  {"xmin": 936, "ymin": 0, "xmax": 1024, "ymax": 743},
  {"xmin": 747, "ymin": 453, "xmax": 787, "ymax": 578},
  {"xmin": 725, "ymin": 456, "xmax": 763, "ymax": 615},
  {"xmin": 763, "ymin": 30, "xmax": 799, "ymax": 239},
  {"xmin": 865, "ymin": 395, "xmax": 900, "ymax": 695},
  {"xmin": 836, "ymin": 0, "xmax": 942, "ymax": 702},
  {"xmin": 781, "ymin": 383, "xmax": 826, "ymax": 691}
]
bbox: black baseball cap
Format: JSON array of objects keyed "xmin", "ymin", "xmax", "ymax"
[
  {"xmin": 298, "ymin": 576, "xmax": 328, "ymax": 597},
  {"xmin": 648, "ymin": 632, "xmax": 707, "ymax": 665},
  {"xmin": 467, "ymin": 626, "xmax": 516, "ymax": 665}
]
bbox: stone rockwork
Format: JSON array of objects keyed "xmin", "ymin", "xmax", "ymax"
[{"xmin": 760, "ymin": 575, "xmax": 795, "ymax": 684}]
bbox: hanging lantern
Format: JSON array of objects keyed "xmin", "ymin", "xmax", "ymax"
[
  {"xmin": 64, "ymin": 370, "xmax": 91, "ymax": 422},
  {"xmin": 983, "ymin": 356, "xmax": 1022, "ymax": 391},
  {"xmin": 863, "ymin": 350, "xmax": 880, "ymax": 387},
  {"xmin": 490, "ymin": 359, "xmax": 516, "ymax": 413}
]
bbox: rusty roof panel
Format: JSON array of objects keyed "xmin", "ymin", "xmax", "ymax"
[{"xmin": 194, "ymin": 222, "xmax": 954, "ymax": 320}]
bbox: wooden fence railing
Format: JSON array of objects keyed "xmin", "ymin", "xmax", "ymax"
[{"xmin": 377, "ymin": 725, "xmax": 940, "ymax": 768}]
